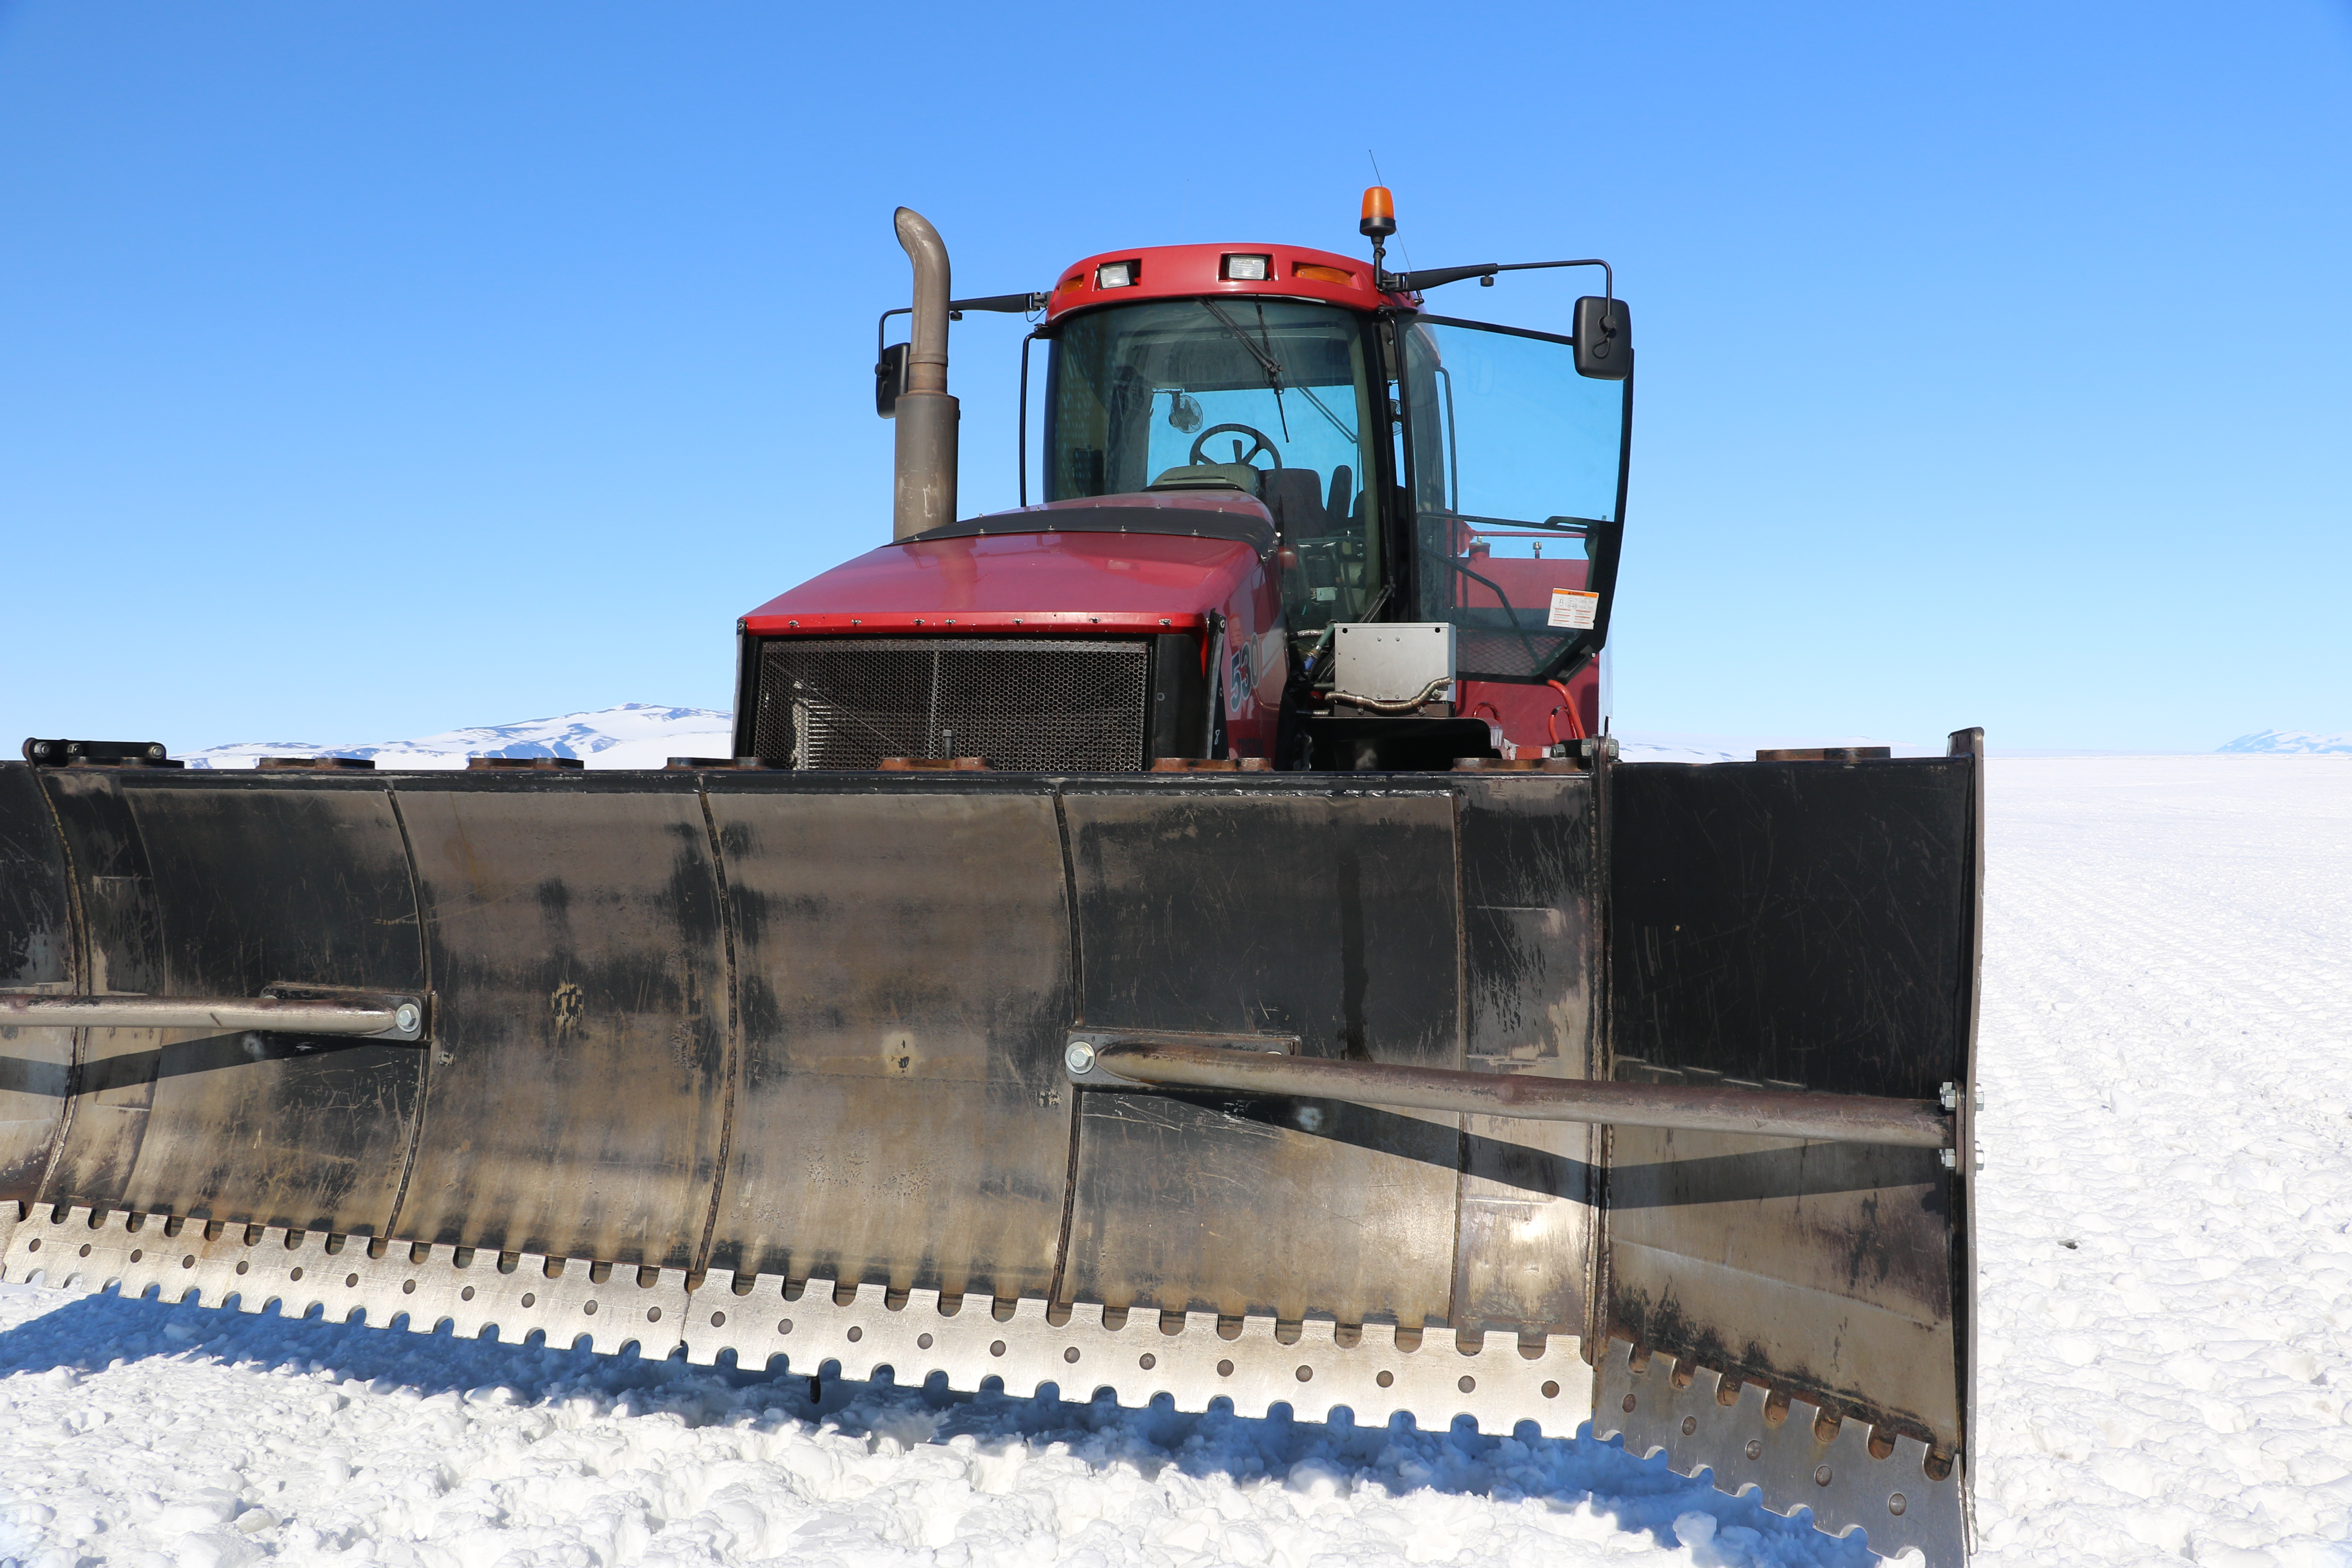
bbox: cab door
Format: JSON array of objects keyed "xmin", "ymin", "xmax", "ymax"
[{"xmin": 1397, "ymin": 317, "xmax": 1630, "ymax": 688}]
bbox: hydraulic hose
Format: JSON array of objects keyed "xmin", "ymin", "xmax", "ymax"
[
  {"xmin": 1329, "ymin": 679, "xmax": 1453, "ymax": 714},
  {"xmin": 1547, "ymin": 679, "xmax": 1587, "ymax": 743}
]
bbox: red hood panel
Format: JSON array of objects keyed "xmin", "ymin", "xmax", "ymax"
[{"xmin": 742, "ymin": 529, "xmax": 1260, "ymax": 634}]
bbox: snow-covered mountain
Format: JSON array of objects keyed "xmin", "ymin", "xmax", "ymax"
[
  {"xmin": 183, "ymin": 704, "xmax": 736, "ymax": 771},
  {"xmin": 2217, "ymin": 729, "xmax": 2352, "ymax": 755}
]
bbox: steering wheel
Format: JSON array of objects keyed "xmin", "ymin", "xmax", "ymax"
[{"xmin": 1189, "ymin": 423, "xmax": 1282, "ymax": 470}]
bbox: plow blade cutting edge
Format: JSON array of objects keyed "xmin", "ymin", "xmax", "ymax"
[{"xmin": 0, "ymin": 736, "xmax": 1981, "ymax": 1564}]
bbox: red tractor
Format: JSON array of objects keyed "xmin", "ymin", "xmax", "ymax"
[
  {"xmin": 729, "ymin": 194, "xmax": 1627, "ymax": 774},
  {"xmin": 3, "ymin": 192, "xmax": 1983, "ymax": 1568}
]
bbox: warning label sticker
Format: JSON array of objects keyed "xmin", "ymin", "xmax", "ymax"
[{"xmin": 1547, "ymin": 589, "xmax": 1599, "ymax": 629}]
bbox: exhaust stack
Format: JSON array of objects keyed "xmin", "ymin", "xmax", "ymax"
[{"xmin": 892, "ymin": 207, "xmax": 958, "ymax": 541}]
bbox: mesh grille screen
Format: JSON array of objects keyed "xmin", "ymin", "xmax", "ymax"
[
  {"xmin": 1455, "ymin": 626, "xmax": 1576, "ymax": 680},
  {"xmin": 751, "ymin": 637, "xmax": 1153, "ymax": 772}
]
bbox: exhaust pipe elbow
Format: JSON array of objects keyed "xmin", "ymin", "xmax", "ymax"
[
  {"xmin": 894, "ymin": 208, "xmax": 951, "ymax": 393},
  {"xmin": 892, "ymin": 207, "xmax": 958, "ymax": 541}
]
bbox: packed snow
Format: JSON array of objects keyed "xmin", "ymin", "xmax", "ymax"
[
  {"xmin": 1965, "ymin": 755, "xmax": 2352, "ymax": 1565},
  {"xmin": 3, "ymin": 753, "xmax": 2349, "ymax": 1568}
]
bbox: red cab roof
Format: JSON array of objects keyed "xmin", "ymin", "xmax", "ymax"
[{"xmin": 1042, "ymin": 242, "xmax": 1411, "ymax": 324}]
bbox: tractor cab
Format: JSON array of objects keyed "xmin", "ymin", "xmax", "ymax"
[
  {"xmin": 1038, "ymin": 233, "xmax": 1631, "ymax": 699},
  {"xmin": 740, "ymin": 197, "xmax": 1633, "ymax": 770},
  {"xmin": 1045, "ymin": 290, "xmax": 1383, "ymax": 635}
]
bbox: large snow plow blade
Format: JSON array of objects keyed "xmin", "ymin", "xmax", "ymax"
[
  {"xmin": 1596, "ymin": 736, "xmax": 1983, "ymax": 1562},
  {"xmin": 0, "ymin": 738, "xmax": 1980, "ymax": 1564}
]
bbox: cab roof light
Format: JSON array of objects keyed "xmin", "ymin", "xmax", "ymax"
[
  {"xmin": 1294, "ymin": 261, "xmax": 1354, "ymax": 285},
  {"xmin": 1095, "ymin": 259, "xmax": 1141, "ymax": 289},
  {"xmin": 1221, "ymin": 253, "xmax": 1271, "ymax": 282},
  {"xmin": 1360, "ymin": 185, "xmax": 1396, "ymax": 240}
]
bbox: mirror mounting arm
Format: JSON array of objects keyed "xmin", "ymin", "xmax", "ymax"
[
  {"xmin": 1383, "ymin": 259, "xmax": 1631, "ymax": 380},
  {"xmin": 1380, "ymin": 257, "xmax": 1614, "ymax": 307},
  {"xmin": 877, "ymin": 293, "xmax": 1048, "ymax": 418}
]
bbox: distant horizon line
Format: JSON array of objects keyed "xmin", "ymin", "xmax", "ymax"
[{"xmin": 155, "ymin": 704, "xmax": 2351, "ymax": 765}]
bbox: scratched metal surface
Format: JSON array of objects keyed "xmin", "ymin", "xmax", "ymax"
[
  {"xmin": 1452, "ymin": 778, "xmax": 1602, "ymax": 1342},
  {"xmin": 32, "ymin": 772, "xmax": 427, "ymax": 1234},
  {"xmin": 1, "ymin": 766, "xmax": 1613, "ymax": 1340},
  {"xmin": 1059, "ymin": 786, "xmax": 1469, "ymax": 1328},
  {"xmin": 1606, "ymin": 750, "xmax": 1982, "ymax": 1459},
  {"xmin": 0, "ymin": 763, "xmax": 74, "ymax": 1196},
  {"xmin": 389, "ymin": 773, "xmax": 731, "ymax": 1269},
  {"xmin": 701, "ymin": 783, "xmax": 1077, "ymax": 1301}
]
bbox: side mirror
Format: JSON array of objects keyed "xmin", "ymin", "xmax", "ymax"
[
  {"xmin": 1573, "ymin": 296, "xmax": 1631, "ymax": 380},
  {"xmin": 876, "ymin": 341, "xmax": 911, "ymax": 418}
]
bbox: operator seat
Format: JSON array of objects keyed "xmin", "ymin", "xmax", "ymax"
[
  {"xmin": 1270, "ymin": 463, "xmax": 1353, "ymax": 542},
  {"xmin": 1263, "ymin": 468, "xmax": 1328, "ymax": 539}
]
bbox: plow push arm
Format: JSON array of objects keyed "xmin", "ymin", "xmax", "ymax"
[
  {"xmin": 0, "ymin": 990, "xmax": 426, "ymax": 1043},
  {"xmin": 1065, "ymin": 1034, "xmax": 1954, "ymax": 1148}
]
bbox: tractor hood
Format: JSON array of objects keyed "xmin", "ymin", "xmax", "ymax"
[{"xmin": 740, "ymin": 492, "xmax": 1275, "ymax": 636}]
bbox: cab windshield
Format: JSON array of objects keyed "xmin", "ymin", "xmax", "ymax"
[{"xmin": 1046, "ymin": 298, "xmax": 1382, "ymax": 631}]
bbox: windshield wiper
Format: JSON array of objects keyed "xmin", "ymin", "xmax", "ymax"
[
  {"xmin": 1197, "ymin": 298, "xmax": 1289, "ymax": 440},
  {"xmin": 1196, "ymin": 301, "xmax": 1358, "ymax": 448}
]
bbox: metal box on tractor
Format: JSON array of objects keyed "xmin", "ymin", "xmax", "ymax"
[{"xmin": 0, "ymin": 191, "xmax": 1984, "ymax": 1565}]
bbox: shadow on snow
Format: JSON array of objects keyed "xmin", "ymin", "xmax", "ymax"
[{"xmin": 0, "ymin": 1282, "xmax": 1883, "ymax": 1565}]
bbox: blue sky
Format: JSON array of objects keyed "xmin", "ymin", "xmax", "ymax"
[{"xmin": 3, "ymin": 2, "xmax": 2346, "ymax": 752}]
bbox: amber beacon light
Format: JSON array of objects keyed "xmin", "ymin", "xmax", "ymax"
[{"xmin": 1359, "ymin": 185, "xmax": 1397, "ymax": 239}]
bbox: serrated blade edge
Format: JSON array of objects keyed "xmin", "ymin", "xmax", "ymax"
[{"xmin": 4, "ymin": 1203, "xmax": 1592, "ymax": 1438}]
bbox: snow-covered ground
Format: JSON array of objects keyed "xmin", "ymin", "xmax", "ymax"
[
  {"xmin": 3, "ymin": 754, "xmax": 2348, "ymax": 1568},
  {"xmin": 1967, "ymin": 755, "xmax": 2352, "ymax": 1566}
]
